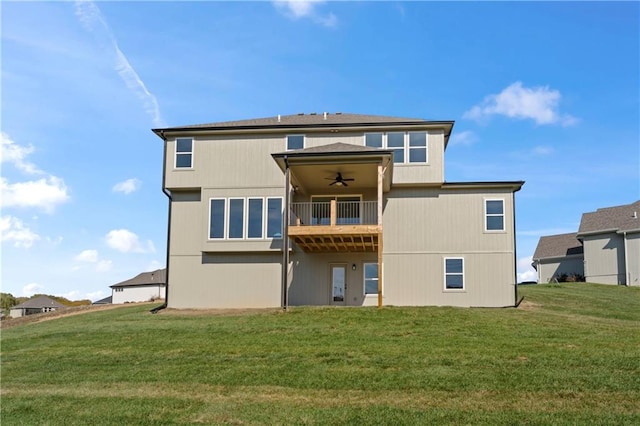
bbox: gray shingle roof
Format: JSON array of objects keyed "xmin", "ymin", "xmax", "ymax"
[
  {"xmin": 154, "ymin": 113, "xmax": 453, "ymax": 132},
  {"xmin": 110, "ymin": 269, "xmax": 166, "ymax": 288},
  {"xmin": 578, "ymin": 200, "xmax": 640, "ymax": 235},
  {"xmin": 533, "ymin": 233, "xmax": 583, "ymax": 260},
  {"xmin": 11, "ymin": 295, "xmax": 67, "ymax": 310}
]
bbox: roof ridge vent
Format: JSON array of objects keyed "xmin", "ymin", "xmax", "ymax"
[
  {"xmin": 310, "ymin": 112, "xmax": 317, "ymax": 115},
  {"xmin": 323, "ymin": 112, "xmax": 327, "ymax": 120},
  {"xmin": 297, "ymin": 112, "xmax": 304, "ymax": 116}
]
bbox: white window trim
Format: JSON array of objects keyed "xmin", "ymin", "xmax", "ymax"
[
  {"xmin": 286, "ymin": 134, "xmax": 305, "ymax": 151},
  {"xmin": 444, "ymin": 257, "xmax": 465, "ymax": 291},
  {"xmin": 364, "ymin": 132, "xmax": 428, "ymax": 165},
  {"xmin": 484, "ymin": 198, "xmax": 506, "ymax": 233},
  {"xmin": 246, "ymin": 197, "xmax": 265, "ymax": 240},
  {"xmin": 363, "ymin": 262, "xmax": 380, "ymax": 296},
  {"xmin": 208, "ymin": 198, "xmax": 226, "ymax": 240},
  {"xmin": 174, "ymin": 137, "xmax": 194, "ymax": 169}
]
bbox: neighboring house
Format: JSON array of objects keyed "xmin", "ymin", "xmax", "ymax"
[
  {"xmin": 532, "ymin": 200, "xmax": 640, "ymax": 286},
  {"xmin": 577, "ymin": 200, "xmax": 640, "ymax": 285},
  {"xmin": 532, "ymin": 233, "xmax": 584, "ymax": 283},
  {"xmin": 110, "ymin": 269, "xmax": 166, "ymax": 304},
  {"xmin": 9, "ymin": 295, "xmax": 66, "ymax": 318},
  {"xmin": 152, "ymin": 112, "xmax": 524, "ymax": 309}
]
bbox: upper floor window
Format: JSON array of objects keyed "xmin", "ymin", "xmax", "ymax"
[
  {"xmin": 287, "ymin": 135, "xmax": 304, "ymax": 150},
  {"xmin": 364, "ymin": 132, "xmax": 427, "ymax": 164},
  {"xmin": 444, "ymin": 258, "xmax": 464, "ymax": 290},
  {"xmin": 485, "ymin": 199, "xmax": 505, "ymax": 231},
  {"xmin": 175, "ymin": 138, "xmax": 193, "ymax": 168}
]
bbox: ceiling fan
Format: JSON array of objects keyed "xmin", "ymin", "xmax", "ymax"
[{"xmin": 326, "ymin": 172, "xmax": 355, "ymax": 187}]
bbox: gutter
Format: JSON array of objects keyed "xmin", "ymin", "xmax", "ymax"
[{"xmin": 151, "ymin": 130, "xmax": 171, "ymax": 314}]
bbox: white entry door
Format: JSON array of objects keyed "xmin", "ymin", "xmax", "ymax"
[{"xmin": 331, "ymin": 264, "xmax": 346, "ymax": 305}]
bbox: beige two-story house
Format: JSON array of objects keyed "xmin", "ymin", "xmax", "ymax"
[{"xmin": 153, "ymin": 113, "xmax": 524, "ymax": 309}]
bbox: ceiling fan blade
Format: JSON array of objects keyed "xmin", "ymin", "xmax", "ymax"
[
  {"xmin": 324, "ymin": 177, "xmax": 336, "ymax": 180},
  {"xmin": 343, "ymin": 178, "xmax": 355, "ymax": 182},
  {"xmin": 329, "ymin": 181, "xmax": 337, "ymax": 186},
  {"xmin": 342, "ymin": 182, "xmax": 348, "ymax": 187}
]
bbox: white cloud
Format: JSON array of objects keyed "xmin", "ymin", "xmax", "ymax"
[
  {"xmin": 75, "ymin": 249, "xmax": 98, "ymax": 263},
  {"xmin": 0, "ymin": 133, "xmax": 41, "ymax": 175},
  {"xmin": 0, "ymin": 215, "xmax": 40, "ymax": 248},
  {"xmin": 0, "ymin": 133, "xmax": 70, "ymax": 213},
  {"xmin": 74, "ymin": 0, "xmax": 165, "ymax": 127},
  {"xmin": 146, "ymin": 260, "xmax": 163, "ymax": 271},
  {"xmin": 517, "ymin": 256, "xmax": 537, "ymax": 283},
  {"xmin": 96, "ymin": 260, "xmax": 112, "ymax": 272},
  {"xmin": 105, "ymin": 229, "xmax": 154, "ymax": 253},
  {"xmin": 112, "ymin": 178, "xmax": 141, "ymax": 194},
  {"xmin": 463, "ymin": 82, "xmax": 577, "ymax": 126},
  {"xmin": 449, "ymin": 130, "xmax": 477, "ymax": 146},
  {"xmin": 273, "ymin": 1, "xmax": 337, "ymax": 27},
  {"xmin": 23, "ymin": 282, "xmax": 44, "ymax": 297},
  {"xmin": 532, "ymin": 146, "xmax": 553, "ymax": 155},
  {"xmin": 1, "ymin": 176, "xmax": 70, "ymax": 213}
]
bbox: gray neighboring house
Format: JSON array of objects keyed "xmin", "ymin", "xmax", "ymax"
[
  {"xmin": 111, "ymin": 269, "xmax": 167, "ymax": 304},
  {"xmin": 532, "ymin": 233, "xmax": 584, "ymax": 283},
  {"xmin": 153, "ymin": 112, "xmax": 525, "ymax": 309},
  {"xmin": 533, "ymin": 200, "xmax": 640, "ymax": 286},
  {"xmin": 9, "ymin": 295, "xmax": 67, "ymax": 318},
  {"xmin": 577, "ymin": 200, "xmax": 640, "ymax": 285},
  {"xmin": 92, "ymin": 296, "xmax": 113, "ymax": 305}
]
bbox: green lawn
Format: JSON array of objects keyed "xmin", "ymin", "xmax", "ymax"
[{"xmin": 2, "ymin": 283, "xmax": 639, "ymax": 425}]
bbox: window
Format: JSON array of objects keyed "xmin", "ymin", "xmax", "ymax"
[
  {"xmin": 175, "ymin": 138, "xmax": 193, "ymax": 168},
  {"xmin": 365, "ymin": 133, "xmax": 383, "ymax": 148},
  {"xmin": 485, "ymin": 199, "xmax": 505, "ymax": 231},
  {"xmin": 364, "ymin": 132, "xmax": 427, "ymax": 164},
  {"xmin": 228, "ymin": 198, "xmax": 245, "ymax": 239},
  {"xmin": 287, "ymin": 135, "xmax": 304, "ymax": 150},
  {"xmin": 445, "ymin": 258, "xmax": 464, "ymax": 290},
  {"xmin": 247, "ymin": 198, "xmax": 264, "ymax": 239},
  {"xmin": 364, "ymin": 263, "xmax": 379, "ymax": 295},
  {"xmin": 209, "ymin": 199, "xmax": 225, "ymax": 239},
  {"xmin": 267, "ymin": 198, "xmax": 283, "ymax": 238},
  {"xmin": 409, "ymin": 132, "xmax": 427, "ymax": 163},
  {"xmin": 209, "ymin": 197, "xmax": 282, "ymax": 240}
]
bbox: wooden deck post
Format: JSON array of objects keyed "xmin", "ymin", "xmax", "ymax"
[{"xmin": 377, "ymin": 163, "xmax": 383, "ymax": 308}]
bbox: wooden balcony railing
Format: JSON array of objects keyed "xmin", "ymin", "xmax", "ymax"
[{"xmin": 290, "ymin": 201, "xmax": 378, "ymax": 227}]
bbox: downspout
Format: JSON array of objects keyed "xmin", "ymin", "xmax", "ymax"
[
  {"xmin": 282, "ymin": 157, "xmax": 290, "ymax": 311},
  {"xmin": 151, "ymin": 130, "xmax": 171, "ymax": 314},
  {"xmin": 512, "ymin": 190, "xmax": 523, "ymax": 307}
]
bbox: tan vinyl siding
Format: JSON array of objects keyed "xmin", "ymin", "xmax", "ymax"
[
  {"xmin": 168, "ymin": 253, "xmax": 282, "ymax": 309},
  {"xmin": 383, "ymin": 188, "xmax": 514, "ymax": 253},
  {"xmin": 582, "ymin": 233, "xmax": 626, "ymax": 284},
  {"xmin": 626, "ymin": 232, "xmax": 640, "ymax": 286}
]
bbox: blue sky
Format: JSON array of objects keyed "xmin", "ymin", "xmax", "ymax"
[{"xmin": 1, "ymin": 1, "xmax": 638, "ymax": 300}]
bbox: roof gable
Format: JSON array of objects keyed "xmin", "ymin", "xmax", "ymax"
[
  {"xmin": 534, "ymin": 233, "xmax": 584, "ymax": 259},
  {"xmin": 111, "ymin": 269, "xmax": 167, "ymax": 288},
  {"xmin": 11, "ymin": 295, "xmax": 67, "ymax": 310},
  {"xmin": 578, "ymin": 200, "xmax": 640, "ymax": 235}
]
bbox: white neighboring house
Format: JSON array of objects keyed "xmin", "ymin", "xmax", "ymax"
[{"xmin": 111, "ymin": 269, "xmax": 167, "ymax": 304}]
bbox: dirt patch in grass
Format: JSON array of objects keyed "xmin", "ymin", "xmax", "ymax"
[{"xmin": 0, "ymin": 303, "xmax": 154, "ymax": 329}]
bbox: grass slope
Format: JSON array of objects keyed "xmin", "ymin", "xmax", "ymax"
[{"xmin": 2, "ymin": 283, "xmax": 639, "ymax": 425}]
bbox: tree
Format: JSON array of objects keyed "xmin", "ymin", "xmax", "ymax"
[{"xmin": 1, "ymin": 293, "xmax": 18, "ymax": 311}]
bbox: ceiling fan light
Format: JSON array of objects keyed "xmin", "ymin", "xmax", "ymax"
[{"xmin": 335, "ymin": 181, "xmax": 343, "ymax": 186}]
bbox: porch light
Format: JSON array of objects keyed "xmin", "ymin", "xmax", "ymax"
[{"xmin": 352, "ymin": 264, "xmax": 357, "ymax": 271}]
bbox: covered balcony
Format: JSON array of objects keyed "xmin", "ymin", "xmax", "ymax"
[{"xmin": 289, "ymin": 200, "xmax": 381, "ymax": 252}]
